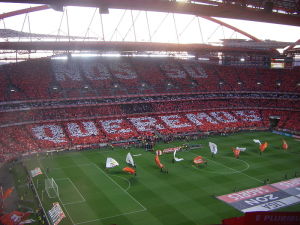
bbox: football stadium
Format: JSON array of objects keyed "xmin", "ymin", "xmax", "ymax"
[{"xmin": 0, "ymin": 1, "xmax": 300, "ymax": 225}]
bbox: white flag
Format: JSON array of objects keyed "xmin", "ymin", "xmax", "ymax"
[
  {"xmin": 253, "ymin": 139, "xmax": 261, "ymax": 145},
  {"xmin": 209, "ymin": 142, "xmax": 218, "ymax": 155},
  {"xmin": 236, "ymin": 147, "xmax": 247, "ymax": 151},
  {"xmin": 126, "ymin": 152, "xmax": 135, "ymax": 167},
  {"xmin": 106, "ymin": 157, "xmax": 119, "ymax": 168},
  {"xmin": 30, "ymin": 167, "xmax": 42, "ymax": 177},
  {"xmin": 173, "ymin": 149, "xmax": 184, "ymax": 162}
]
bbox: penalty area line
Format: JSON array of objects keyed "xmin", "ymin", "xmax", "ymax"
[
  {"xmin": 74, "ymin": 208, "xmax": 146, "ymax": 225},
  {"xmin": 55, "ymin": 178, "xmax": 86, "ymax": 205},
  {"xmin": 38, "ymin": 160, "xmax": 76, "ymax": 225},
  {"xmin": 92, "ymin": 163, "xmax": 147, "ymax": 211}
]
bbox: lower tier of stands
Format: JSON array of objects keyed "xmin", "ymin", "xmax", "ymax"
[{"xmin": 0, "ymin": 109, "xmax": 299, "ymax": 162}]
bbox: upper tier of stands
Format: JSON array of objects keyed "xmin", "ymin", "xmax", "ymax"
[{"xmin": 0, "ymin": 57, "xmax": 299, "ymax": 102}]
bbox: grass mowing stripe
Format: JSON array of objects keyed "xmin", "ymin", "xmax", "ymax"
[{"xmin": 134, "ymin": 181, "xmax": 201, "ymax": 225}]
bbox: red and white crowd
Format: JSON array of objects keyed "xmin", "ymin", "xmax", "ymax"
[{"xmin": 0, "ymin": 57, "xmax": 299, "ymax": 161}]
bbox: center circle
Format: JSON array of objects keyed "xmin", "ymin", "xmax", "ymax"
[{"xmin": 193, "ymin": 156, "xmax": 249, "ymax": 174}]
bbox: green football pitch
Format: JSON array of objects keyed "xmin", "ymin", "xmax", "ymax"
[{"xmin": 23, "ymin": 131, "xmax": 300, "ymax": 225}]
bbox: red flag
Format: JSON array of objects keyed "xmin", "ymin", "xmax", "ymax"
[
  {"xmin": 155, "ymin": 155, "xmax": 164, "ymax": 169},
  {"xmin": 232, "ymin": 148, "xmax": 240, "ymax": 158},
  {"xmin": 193, "ymin": 156, "xmax": 206, "ymax": 164},
  {"xmin": 259, "ymin": 142, "xmax": 268, "ymax": 152},
  {"xmin": 282, "ymin": 139, "xmax": 288, "ymax": 151},
  {"xmin": 2, "ymin": 187, "xmax": 14, "ymax": 200},
  {"xmin": 122, "ymin": 167, "xmax": 136, "ymax": 175}
]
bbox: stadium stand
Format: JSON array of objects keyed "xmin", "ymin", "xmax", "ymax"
[
  {"xmin": 0, "ymin": 57, "xmax": 300, "ymax": 102},
  {"xmin": 0, "ymin": 57, "xmax": 299, "ymax": 161}
]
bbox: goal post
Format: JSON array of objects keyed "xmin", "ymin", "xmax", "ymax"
[{"xmin": 45, "ymin": 178, "xmax": 59, "ymax": 199}]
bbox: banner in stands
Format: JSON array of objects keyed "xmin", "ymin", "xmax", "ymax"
[
  {"xmin": 271, "ymin": 178, "xmax": 300, "ymax": 198},
  {"xmin": 217, "ymin": 185, "xmax": 300, "ymax": 212},
  {"xmin": 31, "ymin": 110, "xmax": 262, "ymax": 144},
  {"xmin": 48, "ymin": 202, "xmax": 65, "ymax": 225},
  {"xmin": 272, "ymin": 130, "xmax": 293, "ymax": 137}
]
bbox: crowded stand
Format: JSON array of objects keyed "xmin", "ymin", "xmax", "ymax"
[
  {"xmin": 0, "ymin": 98, "xmax": 299, "ymax": 127},
  {"xmin": 0, "ymin": 109, "xmax": 298, "ymax": 161},
  {"xmin": 0, "ymin": 57, "xmax": 299, "ymax": 102},
  {"xmin": 284, "ymin": 112, "xmax": 300, "ymax": 132},
  {"xmin": 0, "ymin": 56, "xmax": 299, "ymax": 161}
]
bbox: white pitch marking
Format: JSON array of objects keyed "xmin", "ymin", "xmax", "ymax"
[
  {"xmin": 191, "ymin": 153, "xmax": 263, "ymax": 183},
  {"xmin": 67, "ymin": 178, "xmax": 86, "ymax": 202},
  {"xmin": 38, "ymin": 160, "xmax": 76, "ymax": 225},
  {"xmin": 63, "ymin": 200, "xmax": 86, "ymax": 206},
  {"xmin": 92, "ymin": 163, "xmax": 147, "ymax": 211},
  {"xmin": 193, "ymin": 156, "xmax": 250, "ymax": 175},
  {"xmin": 111, "ymin": 175, "xmax": 131, "ymax": 191},
  {"xmin": 55, "ymin": 178, "xmax": 86, "ymax": 205},
  {"xmin": 74, "ymin": 208, "xmax": 146, "ymax": 225},
  {"xmin": 208, "ymin": 158, "xmax": 263, "ymax": 183}
]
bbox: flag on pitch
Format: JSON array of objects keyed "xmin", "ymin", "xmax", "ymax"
[
  {"xmin": 122, "ymin": 167, "xmax": 136, "ymax": 175},
  {"xmin": 106, "ymin": 157, "xmax": 119, "ymax": 168},
  {"xmin": 209, "ymin": 142, "xmax": 218, "ymax": 155},
  {"xmin": 155, "ymin": 155, "xmax": 164, "ymax": 169},
  {"xmin": 126, "ymin": 152, "xmax": 135, "ymax": 167},
  {"xmin": 232, "ymin": 148, "xmax": 241, "ymax": 158},
  {"xmin": 259, "ymin": 142, "xmax": 268, "ymax": 152},
  {"xmin": 193, "ymin": 156, "xmax": 206, "ymax": 165},
  {"xmin": 282, "ymin": 139, "xmax": 288, "ymax": 151},
  {"xmin": 236, "ymin": 147, "xmax": 247, "ymax": 151},
  {"xmin": 253, "ymin": 139, "xmax": 261, "ymax": 145},
  {"xmin": 173, "ymin": 149, "xmax": 184, "ymax": 162}
]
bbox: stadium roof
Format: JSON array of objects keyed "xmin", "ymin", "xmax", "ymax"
[
  {"xmin": 1, "ymin": 0, "xmax": 300, "ymax": 26},
  {"xmin": 0, "ymin": 1, "xmax": 299, "ymax": 61}
]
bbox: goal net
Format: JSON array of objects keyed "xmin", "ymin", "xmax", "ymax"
[{"xmin": 45, "ymin": 178, "xmax": 59, "ymax": 199}]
